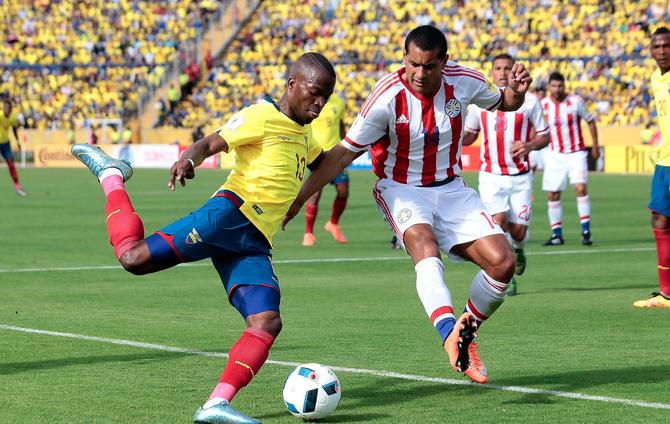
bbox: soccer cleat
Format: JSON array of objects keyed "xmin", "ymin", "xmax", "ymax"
[
  {"xmin": 15, "ymin": 188, "xmax": 27, "ymax": 196},
  {"xmin": 581, "ymin": 231, "xmax": 593, "ymax": 246},
  {"xmin": 506, "ymin": 277, "xmax": 517, "ymax": 296},
  {"xmin": 514, "ymin": 248, "xmax": 526, "ymax": 275},
  {"xmin": 633, "ymin": 292, "xmax": 670, "ymax": 308},
  {"xmin": 444, "ymin": 312, "xmax": 478, "ymax": 374},
  {"xmin": 464, "ymin": 342, "xmax": 488, "ymax": 384},
  {"xmin": 71, "ymin": 144, "xmax": 133, "ymax": 182},
  {"xmin": 193, "ymin": 399, "xmax": 261, "ymax": 424},
  {"xmin": 324, "ymin": 221, "xmax": 347, "ymax": 243},
  {"xmin": 302, "ymin": 232, "xmax": 316, "ymax": 247},
  {"xmin": 390, "ymin": 235, "xmax": 403, "ymax": 250},
  {"xmin": 542, "ymin": 234, "xmax": 564, "ymax": 246}
]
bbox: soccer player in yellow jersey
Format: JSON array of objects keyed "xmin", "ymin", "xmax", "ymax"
[
  {"xmin": 71, "ymin": 52, "xmax": 337, "ymax": 423},
  {"xmin": 0, "ymin": 98, "xmax": 26, "ymax": 196},
  {"xmin": 637, "ymin": 27, "xmax": 670, "ymax": 308},
  {"xmin": 302, "ymin": 94, "xmax": 349, "ymax": 245}
]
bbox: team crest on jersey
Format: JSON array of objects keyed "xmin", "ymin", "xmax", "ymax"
[
  {"xmin": 397, "ymin": 208, "xmax": 412, "ymax": 224},
  {"xmin": 185, "ymin": 228, "xmax": 202, "ymax": 245},
  {"xmin": 445, "ymin": 99, "xmax": 462, "ymax": 118}
]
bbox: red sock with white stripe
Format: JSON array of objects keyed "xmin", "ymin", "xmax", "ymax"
[
  {"xmin": 577, "ymin": 195, "xmax": 591, "ymax": 233},
  {"xmin": 465, "ymin": 270, "xmax": 510, "ymax": 324},
  {"xmin": 99, "ymin": 169, "xmax": 144, "ymax": 259},
  {"xmin": 207, "ymin": 328, "xmax": 276, "ymax": 404},
  {"xmin": 305, "ymin": 203, "xmax": 318, "ymax": 234},
  {"xmin": 415, "ymin": 257, "xmax": 455, "ymax": 342},
  {"xmin": 653, "ymin": 227, "xmax": 670, "ymax": 297},
  {"xmin": 548, "ymin": 200, "xmax": 563, "ymax": 237}
]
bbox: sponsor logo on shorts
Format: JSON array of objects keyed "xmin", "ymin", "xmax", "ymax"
[
  {"xmin": 185, "ymin": 228, "xmax": 202, "ymax": 245},
  {"xmin": 397, "ymin": 208, "xmax": 412, "ymax": 224},
  {"xmin": 252, "ymin": 204, "xmax": 264, "ymax": 214},
  {"xmin": 445, "ymin": 99, "xmax": 462, "ymax": 118}
]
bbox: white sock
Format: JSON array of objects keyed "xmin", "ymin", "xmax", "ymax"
[
  {"xmin": 465, "ymin": 270, "xmax": 509, "ymax": 322},
  {"xmin": 577, "ymin": 195, "xmax": 591, "ymax": 225},
  {"xmin": 415, "ymin": 257, "xmax": 454, "ymax": 326},
  {"xmin": 547, "ymin": 200, "xmax": 562, "ymax": 232},
  {"xmin": 98, "ymin": 167, "xmax": 123, "ymax": 183}
]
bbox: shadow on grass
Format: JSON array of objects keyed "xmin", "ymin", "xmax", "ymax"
[
  {"xmin": 0, "ymin": 351, "xmax": 190, "ymax": 375},
  {"xmin": 258, "ymin": 411, "xmax": 391, "ymax": 422},
  {"xmin": 527, "ymin": 284, "xmax": 652, "ymax": 294}
]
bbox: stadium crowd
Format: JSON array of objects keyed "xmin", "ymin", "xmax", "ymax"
[
  {"xmin": 0, "ymin": 0, "xmax": 223, "ymax": 129},
  {"xmin": 165, "ymin": 0, "xmax": 668, "ymax": 130}
]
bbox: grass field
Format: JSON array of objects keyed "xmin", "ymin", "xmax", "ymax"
[{"xmin": 1, "ymin": 168, "xmax": 669, "ymax": 423}]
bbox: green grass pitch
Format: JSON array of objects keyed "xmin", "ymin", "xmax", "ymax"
[{"xmin": 1, "ymin": 168, "xmax": 669, "ymax": 423}]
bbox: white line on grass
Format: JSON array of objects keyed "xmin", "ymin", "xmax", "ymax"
[
  {"xmin": 0, "ymin": 247, "xmax": 656, "ymax": 274},
  {"xmin": 1, "ymin": 323, "xmax": 669, "ymax": 411}
]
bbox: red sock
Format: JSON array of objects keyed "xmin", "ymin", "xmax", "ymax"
[
  {"xmin": 105, "ymin": 190, "xmax": 144, "ymax": 259},
  {"xmin": 330, "ymin": 196, "xmax": 347, "ymax": 225},
  {"xmin": 305, "ymin": 203, "xmax": 318, "ymax": 234},
  {"xmin": 7, "ymin": 160, "xmax": 19, "ymax": 185},
  {"xmin": 653, "ymin": 227, "xmax": 670, "ymax": 297},
  {"xmin": 209, "ymin": 328, "xmax": 276, "ymax": 402}
]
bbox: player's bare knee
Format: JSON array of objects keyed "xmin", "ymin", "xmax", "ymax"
[
  {"xmin": 119, "ymin": 250, "xmax": 149, "ymax": 275},
  {"xmin": 250, "ymin": 315, "xmax": 282, "ymax": 338},
  {"xmin": 485, "ymin": 250, "xmax": 515, "ymax": 282}
]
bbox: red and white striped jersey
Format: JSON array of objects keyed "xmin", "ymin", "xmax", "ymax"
[
  {"xmin": 541, "ymin": 94, "xmax": 595, "ymax": 153},
  {"xmin": 465, "ymin": 92, "xmax": 549, "ymax": 175},
  {"xmin": 341, "ymin": 61, "xmax": 503, "ymax": 186}
]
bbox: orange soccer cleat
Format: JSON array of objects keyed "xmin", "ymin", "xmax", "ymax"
[
  {"xmin": 444, "ymin": 312, "xmax": 478, "ymax": 374},
  {"xmin": 302, "ymin": 233, "xmax": 316, "ymax": 247},
  {"xmin": 464, "ymin": 342, "xmax": 488, "ymax": 384},
  {"xmin": 324, "ymin": 221, "xmax": 347, "ymax": 243}
]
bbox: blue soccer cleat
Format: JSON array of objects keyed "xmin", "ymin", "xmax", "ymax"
[
  {"xmin": 193, "ymin": 399, "xmax": 261, "ymax": 424},
  {"xmin": 71, "ymin": 144, "xmax": 133, "ymax": 182}
]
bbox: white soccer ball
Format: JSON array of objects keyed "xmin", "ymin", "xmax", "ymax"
[{"xmin": 282, "ymin": 363, "xmax": 341, "ymax": 420}]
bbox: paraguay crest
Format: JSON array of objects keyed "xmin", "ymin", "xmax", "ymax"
[{"xmin": 445, "ymin": 98, "xmax": 462, "ymax": 118}]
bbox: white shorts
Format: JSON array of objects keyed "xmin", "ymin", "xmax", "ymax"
[
  {"xmin": 478, "ymin": 171, "xmax": 532, "ymax": 226},
  {"xmin": 373, "ymin": 177, "xmax": 503, "ymax": 263},
  {"xmin": 529, "ymin": 146, "xmax": 548, "ymax": 171},
  {"xmin": 542, "ymin": 149, "xmax": 588, "ymax": 192}
]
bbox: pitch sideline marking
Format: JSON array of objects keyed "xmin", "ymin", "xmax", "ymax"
[
  {"xmin": 0, "ymin": 247, "xmax": 656, "ymax": 274},
  {"xmin": 1, "ymin": 324, "xmax": 669, "ymax": 411}
]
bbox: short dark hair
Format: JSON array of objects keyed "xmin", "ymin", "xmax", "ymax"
[
  {"xmin": 652, "ymin": 27, "xmax": 670, "ymax": 38},
  {"xmin": 492, "ymin": 53, "xmax": 515, "ymax": 64},
  {"xmin": 301, "ymin": 52, "xmax": 336, "ymax": 78},
  {"xmin": 548, "ymin": 72, "xmax": 565, "ymax": 83},
  {"xmin": 404, "ymin": 25, "xmax": 448, "ymax": 58}
]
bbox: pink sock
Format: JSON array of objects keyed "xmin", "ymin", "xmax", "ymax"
[
  {"xmin": 209, "ymin": 383, "xmax": 238, "ymax": 402},
  {"xmin": 101, "ymin": 175, "xmax": 125, "ymax": 197}
]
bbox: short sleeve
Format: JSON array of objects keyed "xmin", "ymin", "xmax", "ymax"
[
  {"xmin": 306, "ymin": 128, "xmax": 323, "ymax": 165},
  {"xmin": 464, "ymin": 105, "xmax": 482, "ymax": 133},
  {"xmin": 471, "ymin": 77, "xmax": 503, "ymax": 111},
  {"xmin": 528, "ymin": 97, "xmax": 549, "ymax": 134},
  {"xmin": 576, "ymin": 97, "xmax": 596, "ymax": 122},
  {"xmin": 217, "ymin": 108, "xmax": 264, "ymax": 150},
  {"xmin": 9, "ymin": 112, "xmax": 18, "ymax": 127},
  {"xmin": 342, "ymin": 101, "xmax": 389, "ymax": 152}
]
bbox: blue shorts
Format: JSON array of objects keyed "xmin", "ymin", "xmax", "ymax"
[
  {"xmin": 145, "ymin": 190, "xmax": 280, "ymax": 316},
  {"xmin": 649, "ymin": 165, "xmax": 670, "ymax": 218},
  {"xmin": 330, "ymin": 170, "xmax": 349, "ymax": 185},
  {"xmin": 0, "ymin": 142, "xmax": 13, "ymax": 161}
]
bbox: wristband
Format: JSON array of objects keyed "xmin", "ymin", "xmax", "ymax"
[{"xmin": 186, "ymin": 158, "xmax": 195, "ymax": 168}]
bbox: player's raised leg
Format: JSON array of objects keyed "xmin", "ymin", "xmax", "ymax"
[{"xmin": 72, "ymin": 144, "xmax": 164, "ymax": 274}]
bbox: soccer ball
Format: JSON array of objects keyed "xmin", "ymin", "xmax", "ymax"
[{"xmin": 282, "ymin": 363, "xmax": 341, "ymax": 420}]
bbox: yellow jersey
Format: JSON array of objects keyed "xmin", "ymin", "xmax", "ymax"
[
  {"xmin": 651, "ymin": 69, "xmax": 670, "ymax": 165},
  {"xmin": 217, "ymin": 98, "xmax": 323, "ymax": 245},
  {"xmin": 310, "ymin": 95, "xmax": 345, "ymax": 150},
  {"xmin": 0, "ymin": 110, "xmax": 18, "ymax": 143}
]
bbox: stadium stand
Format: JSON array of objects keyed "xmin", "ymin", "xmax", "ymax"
[{"xmin": 164, "ymin": 0, "xmax": 667, "ymax": 130}]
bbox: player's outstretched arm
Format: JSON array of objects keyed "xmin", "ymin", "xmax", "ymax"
[
  {"xmin": 168, "ymin": 132, "xmax": 228, "ymax": 191},
  {"xmin": 282, "ymin": 144, "xmax": 358, "ymax": 229},
  {"xmin": 500, "ymin": 63, "xmax": 532, "ymax": 111}
]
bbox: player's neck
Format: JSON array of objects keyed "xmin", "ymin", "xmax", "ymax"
[
  {"xmin": 276, "ymin": 95, "xmax": 305, "ymax": 126},
  {"xmin": 550, "ymin": 94, "xmax": 567, "ymax": 103},
  {"xmin": 659, "ymin": 66, "xmax": 670, "ymax": 76}
]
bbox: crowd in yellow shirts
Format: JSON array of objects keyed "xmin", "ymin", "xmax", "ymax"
[
  {"xmin": 166, "ymin": 0, "xmax": 667, "ymax": 130},
  {"xmin": 0, "ymin": 0, "xmax": 220, "ymax": 129}
]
